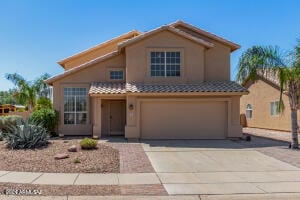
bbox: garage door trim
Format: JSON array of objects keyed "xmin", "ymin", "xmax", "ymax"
[{"xmin": 136, "ymin": 97, "xmax": 231, "ymax": 139}]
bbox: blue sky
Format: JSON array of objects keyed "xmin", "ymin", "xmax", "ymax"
[{"xmin": 0, "ymin": 0, "xmax": 299, "ymax": 91}]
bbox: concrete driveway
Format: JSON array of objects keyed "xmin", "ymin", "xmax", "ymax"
[{"xmin": 142, "ymin": 140, "xmax": 300, "ymax": 195}]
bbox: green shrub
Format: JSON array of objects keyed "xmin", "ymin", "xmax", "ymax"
[
  {"xmin": 30, "ymin": 108, "xmax": 58, "ymax": 135},
  {"xmin": 5, "ymin": 119, "xmax": 48, "ymax": 149},
  {"xmin": 0, "ymin": 115, "xmax": 23, "ymax": 132},
  {"xmin": 17, "ymin": 107, "xmax": 26, "ymax": 112},
  {"xmin": 79, "ymin": 138, "xmax": 97, "ymax": 150},
  {"xmin": 73, "ymin": 158, "xmax": 81, "ymax": 164},
  {"xmin": 0, "ymin": 117, "xmax": 4, "ymax": 131},
  {"xmin": 35, "ymin": 97, "xmax": 52, "ymax": 110}
]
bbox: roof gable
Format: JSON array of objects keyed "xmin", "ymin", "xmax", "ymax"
[
  {"xmin": 118, "ymin": 25, "xmax": 214, "ymax": 50},
  {"xmin": 47, "ymin": 21, "xmax": 241, "ymax": 85},
  {"xmin": 46, "ymin": 51, "xmax": 119, "ymax": 85},
  {"xmin": 170, "ymin": 21, "xmax": 240, "ymax": 52},
  {"xmin": 242, "ymin": 74, "xmax": 288, "ymax": 97},
  {"xmin": 242, "ymin": 70, "xmax": 280, "ymax": 88},
  {"xmin": 58, "ymin": 30, "xmax": 140, "ymax": 68}
]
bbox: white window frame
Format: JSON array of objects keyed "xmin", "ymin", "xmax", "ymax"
[
  {"xmin": 246, "ymin": 104, "xmax": 252, "ymax": 119},
  {"xmin": 270, "ymin": 101, "xmax": 280, "ymax": 116},
  {"xmin": 64, "ymin": 88, "xmax": 88, "ymax": 125},
  {"xmin": 150, "ymin": 51, "xmax": 181, "ymax": 77},
  {"xmin": 109, "ymin": 70, "xmax": 124, "ymax": 80}
]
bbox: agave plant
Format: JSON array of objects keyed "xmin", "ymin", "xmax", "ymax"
[
  {"xmin": 5, "ymin": 119, "xmax": 48, "ymax": 149},
  {"xmin": 0, "ymin": 130, "xmax": 3, "ymax": 141}
]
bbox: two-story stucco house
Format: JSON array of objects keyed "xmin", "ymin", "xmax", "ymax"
[{"xmin": 45, "ymin": 21, "xmax": 248, "ymax": 139}]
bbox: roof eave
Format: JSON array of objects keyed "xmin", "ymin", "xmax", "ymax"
[
  {"xmin": 57, "ymin": 30, "xmax": 141, "ymax": 67},
  {"xmin": 118, "ymin": 25, "xmax": 214, "ymax": 50},
  {"xmin": 45, "ymin": 51, "xmax": 120, "ymax": 85},
  {"xmin": 89, "ymin": 93, "xmax": 127, "ymax": 97},
  {"xmin": 127, "ymin": 91, "xmax": 249, "ymax": 96},
  {"xmin": 170, "ymin": 20, "xmax": 240, "ymax": 52}
]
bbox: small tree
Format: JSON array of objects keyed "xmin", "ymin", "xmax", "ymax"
[
  {"xmin": 5, "ymin": 73, "xmax": 51, "ymax": 112},
  {"xmin": 236, "ymin": 43, "xmax": 300, "ymax": 149}
]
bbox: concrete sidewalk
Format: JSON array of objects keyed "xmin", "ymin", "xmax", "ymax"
[
  {"xmin": 243, "ymin": 127, "xmax": 300, "ymax": 142},
  {"xmin": 0, "ymin": 171, "xmax": 160, "ymax": 185}
]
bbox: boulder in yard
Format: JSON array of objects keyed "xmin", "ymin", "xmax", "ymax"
[
  {"xmin": 68, "ymin": 145, "xmax": 77, "ymax": 152},
  {"xmin": 54, "ymin": 153, "xmax": 69, "ymax": 160}
]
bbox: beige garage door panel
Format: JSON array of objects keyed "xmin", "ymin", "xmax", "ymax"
[{"xmin": 141, "ymin": 101, "xmax": 227, "ymax": 139}]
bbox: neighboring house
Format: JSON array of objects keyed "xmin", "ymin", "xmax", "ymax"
[
  {"xmin": 46, "ymin": 21, "xmax": 248, "ymax": 139},
  {"xmin": 0, "ymin": 104, "xmax": 16, "ymax": 116},
  {"xmin": 240, "ymin": 74, "xmax": 300, "ymax": 132}
]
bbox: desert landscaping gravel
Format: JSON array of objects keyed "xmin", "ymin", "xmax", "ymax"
[{"xmin": 0, "ymin": 140, "xmax": 120, "ymax": 173}]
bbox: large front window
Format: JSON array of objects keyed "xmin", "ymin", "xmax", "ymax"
[
  {"xmin": 64, "ymin": 88, "xmax": 87, "ymax": 125},
  {"xmin": 150, "ymin": 51, "xmax": 180, "ymax": 77}
]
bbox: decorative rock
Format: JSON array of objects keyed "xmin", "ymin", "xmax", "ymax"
[
  {"xmin": 68, "ymin": 145, "xmax": 77, "ymax": 152},
  {"xmin": 54, "ymin": 153, "xmax": 69, "ymax": 160}
]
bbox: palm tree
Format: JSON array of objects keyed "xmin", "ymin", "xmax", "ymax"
[
  {"xmin": 236, "ymin": 43, "xmax": 300, "ymax": 149},
  {"xmin": 5, "ymin": 73, "xmax": 51, "ymax": 112}
]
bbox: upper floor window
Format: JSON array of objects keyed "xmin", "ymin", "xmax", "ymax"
[
  {"xmin": 150, "ymin": 51, "xmax": 180, "ymax": 77},
  {"xmin": 270, "ymin": 101, "xmax": 280, "ymax": 116},
  {"xmin": 64, "ymin": 88, "xmax": 87, "ymax": 125},
  {"xmin": 110, "ymin": 70, "xmax": 124, "ymax": 80},
  {"xmin": 246, "ymin": 104, "xmax": 252, "ymax": 119}
]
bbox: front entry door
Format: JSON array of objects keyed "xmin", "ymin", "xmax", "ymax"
[{"xmin": 109, "ymin": 101, "xmax": 126, "ymax": 135}]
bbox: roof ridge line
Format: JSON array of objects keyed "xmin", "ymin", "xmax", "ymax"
[
  {"xmin": 57, "ymin": 30, "xmax": 141, "ymax": 65},
  {"xmin": 169, "ymin": 20, "xmax": 240, "ymax": 51},
  {"xmin": 45, "ymin": 51, "xmax": 119, "ymax": 84},
  {"xmin": 118, "ymin": 25, "xmax": 214, "ymax": 50}
]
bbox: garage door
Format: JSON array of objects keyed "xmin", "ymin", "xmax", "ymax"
[{"xmin": 140, "ymin": 101, "xmax": 227, "ymax": 139}]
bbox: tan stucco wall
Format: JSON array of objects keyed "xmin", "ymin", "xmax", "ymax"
[
  {"xmin": 240, "ymin": 79, "xmax": 300, "ymax": 131},
  {"xmin": 52, "ymin": 54, "xmax": 125, "ymax": 136},
  {"xmin": 57, "ymin": 54, "xmax": 125, "ymax": 83},
  {"xmin": 204, "ymin": 43, "xmax": 231, "ymax": 81},
  {"xmin": 175, "ymin": 25, "xmax": 231, "ymax": 81},
  {"xmin": 125, "ymin": 30, "xmax": 206, "ymax": 83}
]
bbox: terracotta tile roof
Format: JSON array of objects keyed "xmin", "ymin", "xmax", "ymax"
[
  {"xmin": 89, "ymin": 82, "xmax": 126, "ymax": 94},
  {"xmin": 126, "ymin": 81, "xmax": 247, "ymax": 93},
  {"xmin": 89, "ymin": 81, "xmax": 248, "ymax": 94},
  {"xmin": 257, "ymin": 70, "xmax": 280, "ymax": 86}
]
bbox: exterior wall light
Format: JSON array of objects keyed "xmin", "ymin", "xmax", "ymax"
[{"xmin": 129, "ymin": 104, "xmax": 134, "ymax": 110}]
